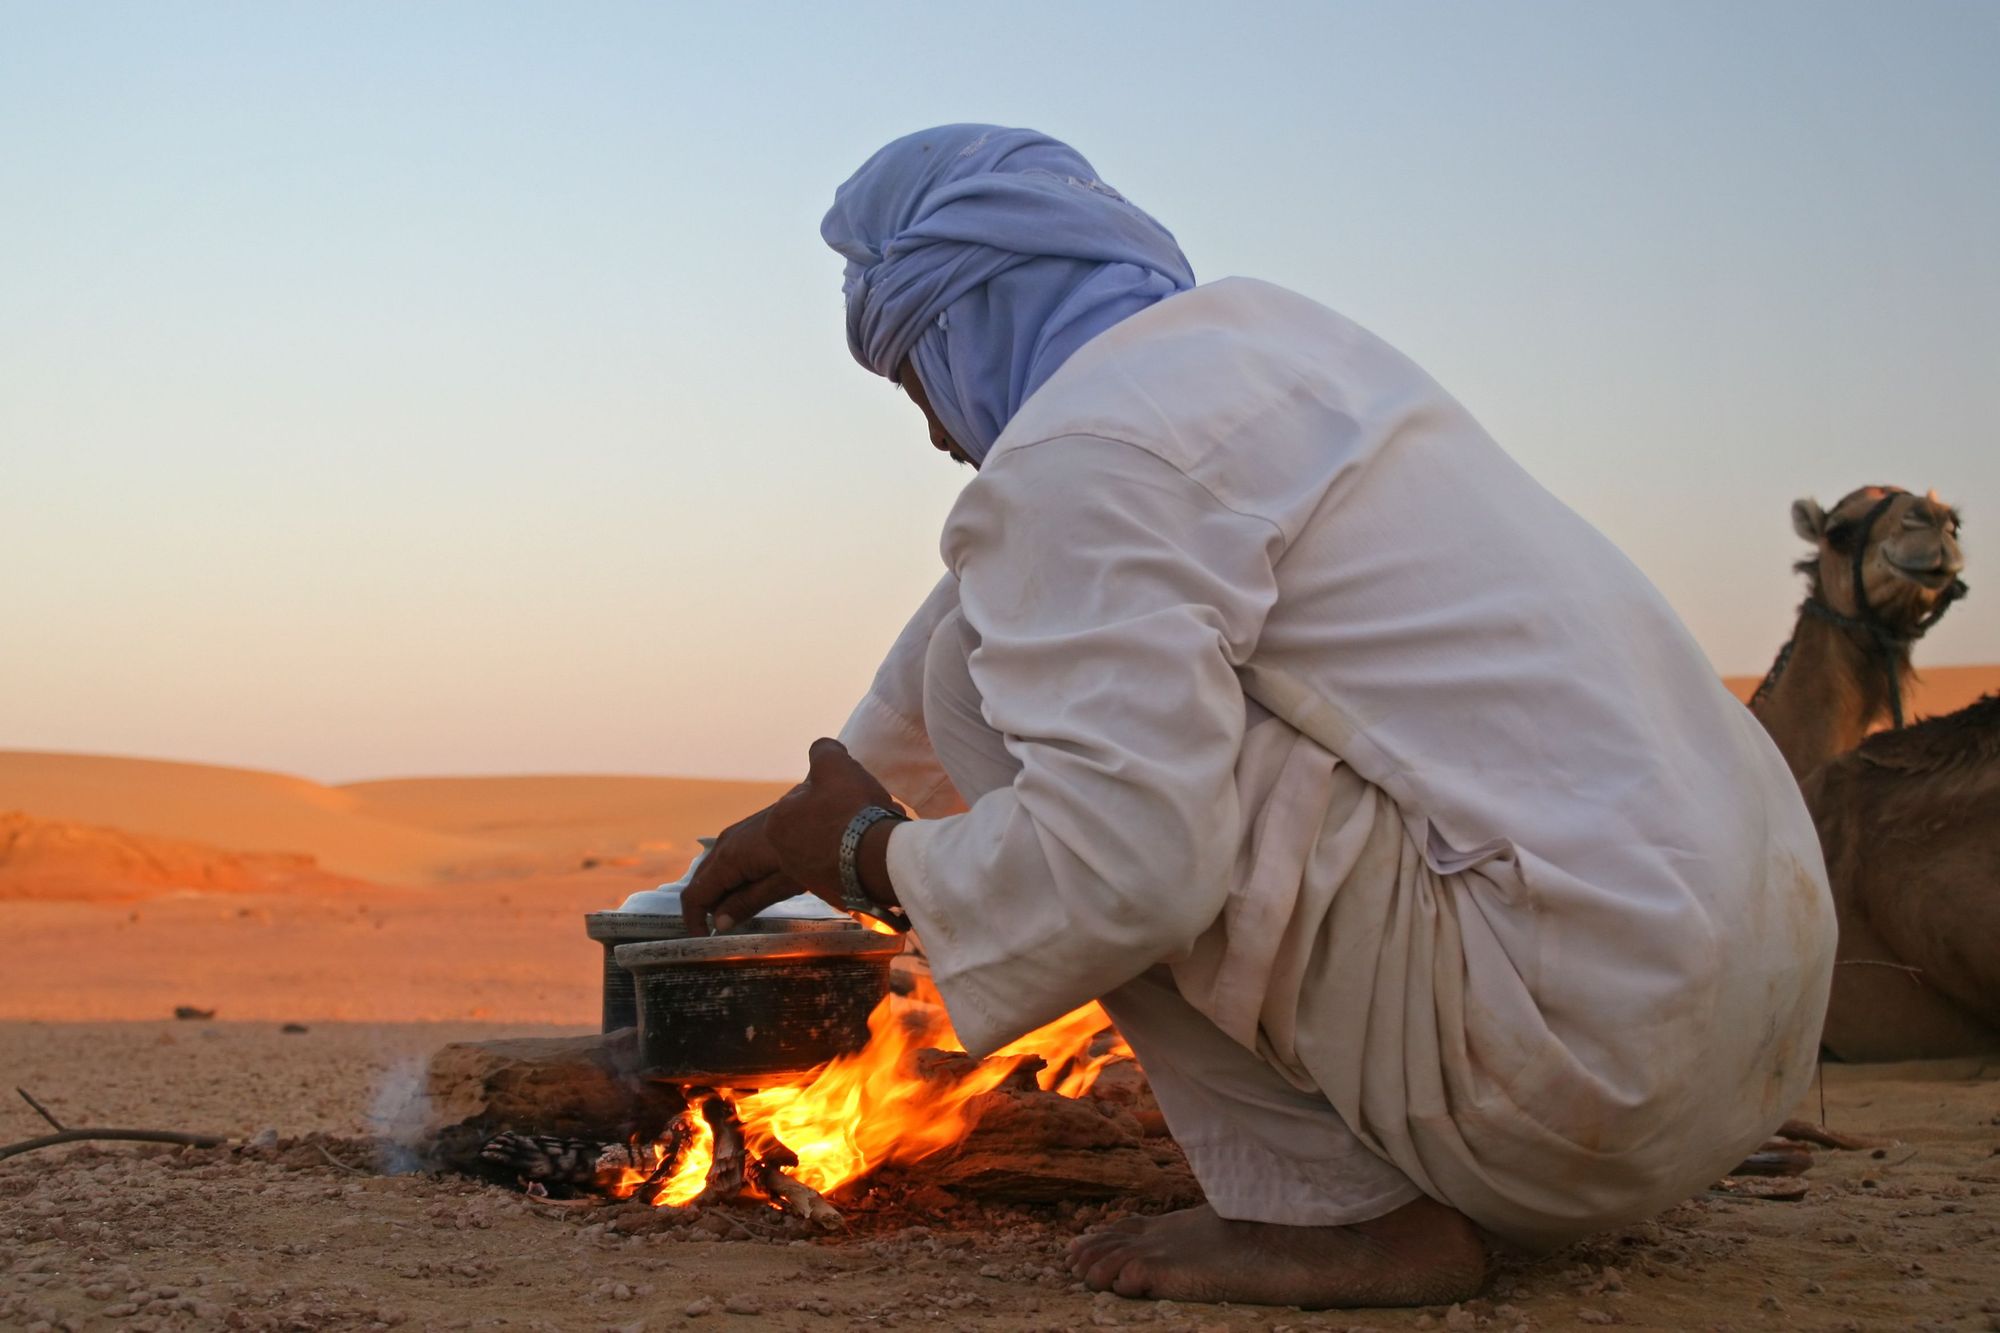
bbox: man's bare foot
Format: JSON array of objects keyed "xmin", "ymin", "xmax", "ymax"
[{"xmin": 1066, "ymin": 1196, "xmax": 1487, "ymax": 1309}]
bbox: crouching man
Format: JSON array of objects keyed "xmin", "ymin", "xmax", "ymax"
[{"xmin": 682, "ymin": 124, "xmax": 1836, "ymax": 1309}]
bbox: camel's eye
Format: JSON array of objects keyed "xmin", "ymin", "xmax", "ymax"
[{"xmin": 1824, "ymin": 522, "xmax": 1860, "ymax": 554}]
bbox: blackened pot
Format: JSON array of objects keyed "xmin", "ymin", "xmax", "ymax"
[
  {"xmin": 584, "ymin": 909, "xmax": 853, "ymax": 1035},
  {"xmin": 615, "ymin": 929, "xmax": 903, "ymax": 1083}
]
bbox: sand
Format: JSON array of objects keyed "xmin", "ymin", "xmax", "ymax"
[
  {"xmin": 3, "ymin": 742, "xmax": 1998, "ymax": 1329},
  {"xmin": 3, "ymin": 1024, "xmax": 1996, "ymax": 1331}
]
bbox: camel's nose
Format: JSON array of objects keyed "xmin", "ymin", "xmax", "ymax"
[{"xmin": 1887, "ymin": 544, "xmax": 1963, "ymax": 581}]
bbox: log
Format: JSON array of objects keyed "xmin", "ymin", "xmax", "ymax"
[
  {"xmin": 912, "ymin": 1048, "xmax": 1045, "ymax": 1093},
  {"xmin": 926, "ymin": 1087, "xmax": 1196, "ymax": 1204},
  {"xmin": 390, "ymin": 1028, "xmax": 681, "ymax": 1175},
  {"xmin": 752, "ymin": 1148, "xmax": 843, "ymax": 1230},
  {"xmin": 692, "ymin": 1094, "xmax": 746, "ymax": 1206}
]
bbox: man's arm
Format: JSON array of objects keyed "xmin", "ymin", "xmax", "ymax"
[{"xmin": 886, "ymin": 435, "xmax": 1285, "ymax": 1054}]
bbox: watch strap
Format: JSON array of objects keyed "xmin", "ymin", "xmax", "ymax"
[{"xmin": 838, "ymin": 804, "xmax": 910, "ymax": 931}]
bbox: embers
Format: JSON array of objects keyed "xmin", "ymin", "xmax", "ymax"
[{"xmin": 479, "ymin": 1086, "xmax": 842, "ymax": 1229}]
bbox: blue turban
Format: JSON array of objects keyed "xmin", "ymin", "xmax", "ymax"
[{"xmin": 821, "ymin": 125, "xmax": 1195, "ymax": 464}]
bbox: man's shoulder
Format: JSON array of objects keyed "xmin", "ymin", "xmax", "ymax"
[
  {"xmin": 999, "ymin": 278, "xmax": 1356, "ymax": 449},
  {"xmin": 988, "ymin": 278, "xmax": 1445, "ymax": 527}
]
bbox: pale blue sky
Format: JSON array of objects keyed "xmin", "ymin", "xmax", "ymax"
[{"xmin": 2, "ymin": 1, "xmax": 1994, "ymax": 783}]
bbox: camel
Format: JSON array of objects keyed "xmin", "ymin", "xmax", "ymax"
[
  {"xmin": 1748, "ymin": 486, "xmax": 1966, "ymax": 779},
  {"xmin": 1744, "ymin": 484, "xmax": 1991, "ymax": 1059},
  {"xmin": 1807, "ymin": 695, "xmax": 2000, "ymax": 1060}
]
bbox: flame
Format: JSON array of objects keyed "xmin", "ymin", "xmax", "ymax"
[
  {"xmin": 650, "ymin": 1105, "xmax": 716, "ymax": 1207},
  {"xmin": 990, "ymin": 1001, "xmax": 1135, "ymax": 1100},
  {"xmin": 610, "ymin": 990, "xmax": 1134, "ymax": 1205}
]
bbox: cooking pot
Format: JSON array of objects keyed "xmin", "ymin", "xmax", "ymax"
[
  {"xmin": 616, "ymin": 927, "xmax": 903, "ymax": 1084},
  {"xmin": 584, "ymin": 896, "xmax": 858, "ymax": 1034},
  {"xmin": 583, "ymin": 844, "xmax": 860, "ymax": 1034}
]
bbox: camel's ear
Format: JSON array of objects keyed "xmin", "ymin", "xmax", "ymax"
[{"xmin": 1791, "ymin": 497, "xmax": 1827, "ymax": 543}]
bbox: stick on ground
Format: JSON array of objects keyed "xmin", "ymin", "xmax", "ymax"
[
  {"xmin": 0, "ymin": 1129, "xmax": 227, "ymax": 1162},
  {"xmin": 1776, "ymin": 1118, "xmax": 1893, "ymax": 1151},
  {"xmin": 15, "ymin": 1088, "xmax": 66, "ymax": 1132}
]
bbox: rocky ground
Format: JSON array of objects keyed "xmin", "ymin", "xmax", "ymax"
[{"xmin": 3, "ymin": 1023, "xmax": 1998, "ymax": 1332}]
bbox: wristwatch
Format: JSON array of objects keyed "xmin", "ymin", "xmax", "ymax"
[{"xmin": 838, "ymin": 804, "xmax": 911, "ymax": 932}]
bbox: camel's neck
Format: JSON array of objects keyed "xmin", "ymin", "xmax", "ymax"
[{"xmin": 1751, "ymin": 606, "xmax": 1913, "ymax": 779}]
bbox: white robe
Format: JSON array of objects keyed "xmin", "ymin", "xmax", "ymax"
[{"xmin": 840, "ymin": 278, "xmax": 1836, "ymax": 1247}]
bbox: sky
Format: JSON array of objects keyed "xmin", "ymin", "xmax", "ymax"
[{"xmin": 2, "ymin": 1, "xmax": 1995, "ymax": 784}]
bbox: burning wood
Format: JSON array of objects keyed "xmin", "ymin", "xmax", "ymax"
[
  {"xmin": 435, "ymin": 993, "xmax": 1182, "ymax": 1216},
  {"xmin": 633, "ymin": 1116, "xmax": 693, "ymax": 1206},
  {"xmin": 691, "ymin": 1092, "xmax": 746, "ymax": 1207},
  {"xmin": 751, "ymin": 1145, "xmax": 844, "ymax": 1229}
]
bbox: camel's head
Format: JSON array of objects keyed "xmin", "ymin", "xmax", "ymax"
[{"xmin": 1791, "ymin": 486, "xmax": 1965, "ymax": 629}]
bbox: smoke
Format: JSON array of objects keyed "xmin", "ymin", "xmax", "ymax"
[{"xmin": 366, "ymin": 1055, "xmax": 431, "ymax": 1175}]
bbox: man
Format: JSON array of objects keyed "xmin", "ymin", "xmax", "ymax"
[{"xmin": 682, "ymin": 125, "xmax": 1835, "ymax": 1309}]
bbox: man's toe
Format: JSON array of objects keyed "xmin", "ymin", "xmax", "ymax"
[
  {"xmin": 1068, "ymin": 1230, "xmax": 1126, "ymax": 1273},
  {"xmin": 1074, "ymin": 1235, "xmax": 1145, "ymax": 1292},
  {"xmin": 1108, "ymin": 1254, "xmax": 1159, "ymax": 1299}
]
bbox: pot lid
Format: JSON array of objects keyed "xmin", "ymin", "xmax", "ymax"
[
  {"xmin": 615, "ymin": 927, "xmax": 905, "ymax": 970},
  {"xmin": 614, "ymin": 883, "xmax": 848, "ymax": 925}
]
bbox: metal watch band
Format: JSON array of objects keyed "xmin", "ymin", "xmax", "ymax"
[{"xmin": 838, "ymin": 804, "xmax": 909, "ymax": 927}]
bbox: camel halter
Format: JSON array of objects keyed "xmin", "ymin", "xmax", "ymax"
[{"xmin": 1750, "ymin": 490, "xmax": 1969, "ymax": 729}]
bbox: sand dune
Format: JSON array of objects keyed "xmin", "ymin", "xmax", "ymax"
[
  {"xmin": 1722, "ymin": 661, "xmax": 1999, "ymax": 715},
  {"xmin": 0, "ymin": 751, "xmax": 498, "ymax": 885},
  {"xmin": 0, "ymin": 810, "xmax": 366, "ymax": 903},
  {"xmin": 0, "ymin": 751, "xmax": 790, "ymax": 900}
]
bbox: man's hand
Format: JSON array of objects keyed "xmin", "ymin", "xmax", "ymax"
[
  {"xmin": 679, "ymin": 739, "xmax": 900, "ymax": 936},
  {"xmin": 679, "ymin": 803, "xmax": 812, "ymax": 937},
  {"xmin": 765, "ymin": 738, "xmax": 898, "ymax": 897}
]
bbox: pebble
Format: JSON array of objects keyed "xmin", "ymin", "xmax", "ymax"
[{"xmin": 682, "ymin": 1296, "xmax": 713, "ymax": 1317}]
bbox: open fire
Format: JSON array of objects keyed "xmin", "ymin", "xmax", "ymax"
[{"xmin": 512, "ymin": 988, "xmax": 1134, "ymax": 1225}]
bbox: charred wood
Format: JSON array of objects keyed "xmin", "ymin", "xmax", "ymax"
[
  {"xmin": 751, "ymin": 1145, "xmax": 843, "ymax": 1230},
  {"xmin": 692, "ymin": 1093, "xmax": 746, "ymax": 1206}
]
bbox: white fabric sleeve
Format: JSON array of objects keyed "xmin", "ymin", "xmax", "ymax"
[
  {"xmin": 836, "ymin": 572, "xmax": 967, "ymax": 819},
  {"xmin": 886, "ymin": 436, "xmax": 1284, "ymax": 1055}
]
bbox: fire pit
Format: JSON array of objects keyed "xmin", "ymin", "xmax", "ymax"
[{"xmin": 436, "ymin": 858, "xmax": 1168, "ymax": 1230}]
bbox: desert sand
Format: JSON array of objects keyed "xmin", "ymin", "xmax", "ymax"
[{"xmin": 3, "ymin": 724, "xmax": 1998, "ymax": 1331}]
